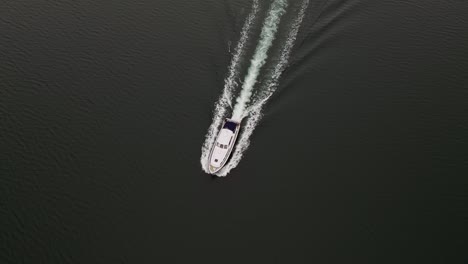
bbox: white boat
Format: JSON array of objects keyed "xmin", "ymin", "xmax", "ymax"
[{"xmin": 208, "ymin": 118, "xmax": 241, "ymax": 174}]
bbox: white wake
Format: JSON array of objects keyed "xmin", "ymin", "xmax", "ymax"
[
  {"xmin": 231, "ymin": 0, "xmax": 288, "ymax": 121},
  {"xmin": 200, "ymin": 0, "xmax": 259, "ymax": 172},
  {"xmin": 201, "ymin": 0, "xmax": 309, "ymax": 176}
]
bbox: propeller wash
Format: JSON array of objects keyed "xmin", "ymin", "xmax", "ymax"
[{"xmin": 201, "ymin": 0, "xmax": 310, "ymax": 176}]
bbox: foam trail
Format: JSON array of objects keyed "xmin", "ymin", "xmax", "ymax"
[
  {"xmin": 223, "ymin": 0, "xmax": 259, "ymax": 106},
  {"xmin": 231, "ymin": 0, "xmax": 289, "ymax": 121},
  {"xmin": 216, "ymin": 0, "xmax": 310, "ymax": 176},
  {"xmin": 254, "ymin": 0, "xmax": 309, "ymax": 108},
  {"xmin": 200, "ymin": 0, "xmax": 259, "ymax": 172}
]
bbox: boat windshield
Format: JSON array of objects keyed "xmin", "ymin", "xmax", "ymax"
[{"xmin": 223, "ymin": 120, "xmax": 237, "ymax": 132}]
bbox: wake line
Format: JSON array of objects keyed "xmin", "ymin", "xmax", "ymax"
[
  {"xmin": 222, "ymin": 0, "xmax": 260, "ymax": 106},
  {"xmin": 200, "ymin": 0, "xmax": 259, "ymax": 172},
  {"xmin": 201, "ymin": 0, "xmax": 309, "ymax": 176},
  {"xmin": 231, "ymin": 0, "xmax": 288, "ymax": 121},
  {"xmin": 254, "ymin": 0, "xmax": 310, "ymax": 107},
  {"xmin": 215, "ymin": 0, "xmax": 310, "ymax": 176}
]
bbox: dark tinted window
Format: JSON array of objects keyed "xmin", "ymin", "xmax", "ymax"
[{"xmin": 223, "ymin": 120, "xmax": 238, "ymax": 132}]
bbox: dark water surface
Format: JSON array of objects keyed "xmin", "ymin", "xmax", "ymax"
[{"xmin": 1, "ymin": 0, "xmax": 467, "ymax": 263}]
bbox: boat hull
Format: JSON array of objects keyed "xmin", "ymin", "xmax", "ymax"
[{"xmin": 208, "ymin": 119, "xmax": 241, "ymax": 174}]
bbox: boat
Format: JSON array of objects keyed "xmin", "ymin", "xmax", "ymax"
[{"xmin": 208, "ymin": 118, "xmax": 241, "ymax": 174}]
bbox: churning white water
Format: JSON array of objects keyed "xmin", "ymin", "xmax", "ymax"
[
  {"xmin": 231, "ymin": 0, "xmax": 288, "ymax": 121},
  {"xmin": 199, "ymin": 0, "xmax": 259, "ymax": 171},
  {"xmin": 201, "ymin": 0, "xmax": 309, "ymax": 176}
]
